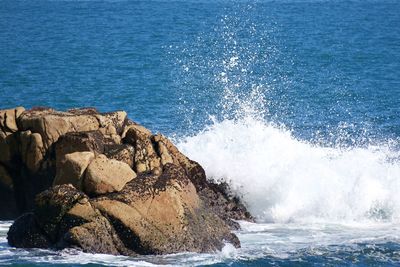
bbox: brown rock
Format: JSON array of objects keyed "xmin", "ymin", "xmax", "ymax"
[
  {"xmin": 199, "ymin": 182, "xmax": 253, "ymax": 229},
  {"xmin": 99, "ymin": 124, "xmax": 117, "ymax": 136},
  {"xmin": 63, "ymin": 215, "xmax": 131, "ymax": 255},
  {"xmin": 55, "ymin": 131, "xmax": 109, "ymax": 164},
  {"xmin": 18, "ymin": 109, "xmax": 100, "ymax": 148},
  {"xmin": 65, "ymin": 198, "xmax": 98, "ymax": 222},
  {"xmin": 153, "ymin": 134, "xmax": 200, "ymax": 178},
  {"xmin": 153, "ymin": 134, "xmax": 174, "ymax": 166},
  {"xmin": 84, "ymin": 154, "xmax": 136, "ymax": 195},
  {"xmin": 59, "ymin": 194, "xmax": 133, "ymax": 255},
  {"xmin": 0, "ymin": 107, "xmax": 24, "ymax": 133},
  {"xmin": 123, "ymin": 127, "xmax": 161, "ymax": 174},
  {"xmin": 53, "ymin": 151, "xmax": 95, "ymax": 189},
  {"xmin": 34, "ymin": 184, "xmax": 86, "ymax": 241},
  {"xmin": 121, "ymin": 121, "xmax": 152, "ymax": 139},
  {"xmin": 7, "ymin": 213, "xmax": 51, "ymax": 248},
  {"xmin": 152, "ymin": 135, "xmax": 253, "ymax": 226},
  {"xmin": 19, "ymin": 131, "xmax": 45, "ymax": 173},
  {"xmin": 4, "ymin": 106, "xmax": 252, "ymax": 256},
  {"xmin": 104, "ymin": 144, "xmax": 135, "ymax": 167},
  {"xmin": 58, "ymin": 197, "xmax": 100, "ymax": 237},
  {"xmin": 96, "ymin": 111, "xmax": 127, "ymax": 135},
  {"xmin": 15, "ymin": 107, "xmax": 25, "ymax": 119},
  {"xmin": 93, "ymin": 164, "xmax": 238, "ymax": 254}
]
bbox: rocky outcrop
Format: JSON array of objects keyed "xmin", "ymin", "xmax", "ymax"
[{"xmin": 3, "ymin": 106, "xmax": 253, "ymax": 255}]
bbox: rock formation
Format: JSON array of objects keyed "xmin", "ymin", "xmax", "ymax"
[{"xmin": 2, "ymin": 107, "xmax": 252, "ymax": 255}]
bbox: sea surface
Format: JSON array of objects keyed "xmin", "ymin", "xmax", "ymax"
[{"xmin": 1, "ymin": 0, "xmax": 400, "ymax": 266}]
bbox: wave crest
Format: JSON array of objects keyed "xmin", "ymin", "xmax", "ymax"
[{"xmin": 177, "ymin": 117, "xmax": 400, "ymax": 223}]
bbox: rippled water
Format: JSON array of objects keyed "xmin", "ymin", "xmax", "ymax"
[
  {"xmin": 1, "ymin": 0, "xmax": 400, "ymax": 265},
  {"xmin": 2, "ymin": 221, "xmax": 400, "ymax": 266}
]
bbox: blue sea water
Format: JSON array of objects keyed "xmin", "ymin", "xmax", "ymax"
[{"xmin": 1, "ymin": 0, "xmax": 400, "ymax": 266}]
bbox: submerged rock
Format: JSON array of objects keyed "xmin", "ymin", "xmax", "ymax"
[{"xmin": 2, "ymin": 106, "xmax": 253, "ymax": 255}]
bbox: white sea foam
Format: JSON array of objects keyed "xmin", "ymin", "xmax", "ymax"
[
  {"xmin": 177, "ymin": 117, "xmax": 400, "ymax": 224},
  {"xmin": 174, "ymin": 7, "xmax": 398, "ymax": 225}
]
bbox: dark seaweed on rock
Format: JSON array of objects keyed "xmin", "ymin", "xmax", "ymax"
[{"xmin": 1, "ymin": 107, "xmax": 252, "ymax": 255}]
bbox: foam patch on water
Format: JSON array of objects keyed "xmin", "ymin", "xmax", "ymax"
[
  {"xmin": 177, "ymin": 117, "xmax": 400, "ymax": 224},
  {"xmin": 0, "ymin": 222, "xmax": 11, "ymax": 233},
  {"xmin": 0, "ymin": 247, "xmax": 169, "ymax": 266}
]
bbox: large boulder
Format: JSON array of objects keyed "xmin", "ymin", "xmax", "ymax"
[
  {"xmin": 92, "ymin": 164, "xmax": 240, "ymax": 254},
  {"xmin": 83, "ymin": 154, "xmax": 136, "ymax": 196},
  {"xmin": 7, "ymin": 213, "xmax": 51, "ymax": 248},
  {"xmin": 7, "ymin": 184, "xmax": 131, "ymax": 255},
  {"xmin": 34, "ymin": 184, "xmax": 86, "ymax": 241},
  {"xmin": 63, "ymin": 215, "xmax": 130, "ymax": 255},
  {"xmin": 55, "ymin": 130, "xmax": 110, "ymax": 162},
  {"xmin": 53, "ymin": 151, "xmax": 95, "ymax": 189},
  {"xmin": 18, "ymin": 131, "xmax": 45, "ymax": 173},
  {"xmin": 18, "ymin": 108, "xmax": 100, "ymax": 149}
]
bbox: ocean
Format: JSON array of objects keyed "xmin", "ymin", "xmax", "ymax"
[{"xmin": 1, "ymin": 0, "xmax": 400, "ymax": 265}]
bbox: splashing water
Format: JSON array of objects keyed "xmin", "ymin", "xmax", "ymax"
[
  {"xmin": 215, "ymin": 13, "xmax": 270, "ymax": 122},
  {"xmin": 2, "ymin": 1, "xmax": 400, "ymax": 265},
  {"xmin": 175, "ymin": 8, "xmax": 400, "ymax": 225},
  {"xmin": 178, "ymin": 117, "xmax": 400, "ymax": 223},
  {"xmin": 176, "ymin": 18, "xmax": 400, "ymax": 223},
  {"xmin": 169, "ymin": 6, "xmax": 283, "ymax": 136}
]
